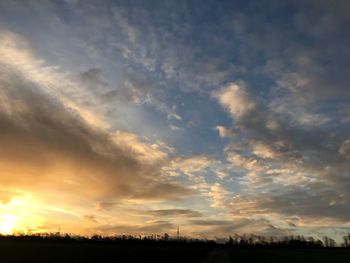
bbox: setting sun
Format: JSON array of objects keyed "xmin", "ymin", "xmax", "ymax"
[
  {"xmin": 0, "ymin": 214, "xmax": 18, "ymax": 235},
  {"xmin": 0, "ymin": 197, "xmax": 46, "ymax": 235}
]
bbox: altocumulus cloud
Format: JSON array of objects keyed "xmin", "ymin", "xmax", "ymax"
[{"xmin": 214, "ymin": 78, "xmax": 350, "ymax": 222}]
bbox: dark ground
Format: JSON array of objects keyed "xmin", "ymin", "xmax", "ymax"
[{"xmin": 0, "ymin": 239, "xmax": 350, "ymax": 263}]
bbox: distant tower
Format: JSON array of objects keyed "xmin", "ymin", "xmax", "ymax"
[{"xmin": 177, "ymin": 226, "xmax": 180, "ymax": 240}]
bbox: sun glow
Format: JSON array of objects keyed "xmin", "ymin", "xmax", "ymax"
[
  {"xmin": 0, "ymin": 214, "xmax": 18, "ymax": 234},
  {"xmin": 0, "ymin": 196, "xmax": 44, "ymax": 235}
]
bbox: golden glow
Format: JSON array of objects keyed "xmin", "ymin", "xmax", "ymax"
[
  {"xmin": 0, "ymin": 214, "xmax": 18, "ymax": 234},
  {"xmin": 0, "ymin": 196, "xmax": 45, "ymax": 235}
]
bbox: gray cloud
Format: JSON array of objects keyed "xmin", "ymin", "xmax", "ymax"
[
  {"xmin": 141, "ymin": 209, "xmax": 202, "ymax": 218},
  {"xmin": 0, "ymin": 60, "xmax": 190, "ymax": 201},
  {"xmin": 260, "ymin": 187, "xmax": 350, "ymax": 222},
  {"xmin": 96, "ymin": 220, "xmax": 174, "ymax": 235},
  {"xmin": 218, "ymin": 80, "xmax": 350, "ymax": 221},
  {"xmin": 188, "ymin": 218, "xmax": 292, "ymax": 237},
  {"xmin": 83, "ymin": 215, "xmax": 98, "ymax": 223},
  {"xmin": 189, "ymin": 220, "xmax": 231, "ymax": 226},
  {"xmin": 77, "ymin": 67, "xmax": 181, "ymax": 121}
]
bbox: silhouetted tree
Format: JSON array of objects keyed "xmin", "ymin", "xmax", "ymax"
[
  {"xmin": 324, "ymin": 236, "xmax": 336, "ymax": 247},
  {"xmin": 342, "ymin": 233, "xmax": 350, "ymax": 247},
  {"xmin": 228, "ymin": 236, "xmax": 234, "ymax": 245},
  {"xmin": 163, "ymin": 233, "xmax": 169, "ymax": 241}
]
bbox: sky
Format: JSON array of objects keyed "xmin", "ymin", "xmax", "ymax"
[{"xmin": 0, "ymin": 0, "xmax": 350, "ymax": 242}]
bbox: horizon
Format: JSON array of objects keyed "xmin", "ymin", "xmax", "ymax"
[
  {"xmin": 0, "ymin": 0, "xmax": 350, "ymax": 244},
  {"xmin": 0, "ymin": 231, "xmax": 343, "ymax": 247}
]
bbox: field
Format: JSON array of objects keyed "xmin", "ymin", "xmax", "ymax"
[{"xmin": 0, "ymin": 238, "xmax": 349, "ymax": 263}]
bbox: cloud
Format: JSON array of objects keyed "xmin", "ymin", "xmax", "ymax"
[
  {"xmin": 139, "ymin": 209, "xmax": 202, "ymax": 218},
  {"xmin": 188, "ymin": 218, "xmax": 291, "ymax": 237},
  {"xmin": 227, "ymin": 186, "xmax": 350, "ymax": 223},
  {"xmin": 96, "ymin": 220, "xmax": 174, "ymax": 235},
  {"xmin": 0, "ymin": 29, "xmax": 191, "ymax": 202},
  {"xmin": 78, "ymin": 68, "xmax": 108, "ymax": 92},
  {"xmin": 214, "ymin": 82, "xmax": 256, "ymax": 118},
  {"xmin": 212, "ymin": 47, "xmax": 350, "ymax": 224},
  {"xmin": 112, "ymin": 131, "xmax": 172, "ymax": 164},
  {"xmin": 339, "ymin": 139, "xmax": 350, "ymax": 159},
  {"xmin": 120, "ymin": 75, "xmax": 182, "ymax": 121},
  {"xmin": 97, "ymin": 2, "xmax": 244, "ymax": 92},
  {"xmin": 167, "ymin": 155, "xmax": 216, "ymax": 177},
  {"xmin": 83, "ymin": 215, "xmax": 98, "ymax": 223},
  {"xmin": 215, "ymin": 126, "xmax": 232, "ymax": 138},
  {"xmin": 251, "ymin": 141, "xmax": 279, "ymax": 159},
  {"xmin": 207, "ymin": 183, "xmax": 231, "ymax": 209}
]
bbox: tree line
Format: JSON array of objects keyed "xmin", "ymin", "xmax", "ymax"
[{"xmin": 1, "ymin": 232, "xmax": 350, "ymax": 248}]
